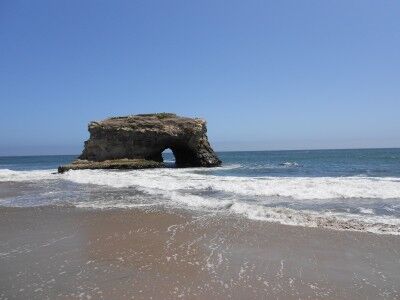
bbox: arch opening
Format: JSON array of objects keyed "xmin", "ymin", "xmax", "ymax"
[
  {"xmin": 161, "ymin": 148, "xmax": 176, "ymax": 168},
  {"xmin": 169, "ymin": 145, "xmax": 199, "ymax": 167},
  {"xmin": 150, "ymin": 143, "xmax": 201, "ymax": 168}
]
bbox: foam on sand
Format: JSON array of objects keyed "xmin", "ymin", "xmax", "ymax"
[{"xmin": 59, "ymin": 168, "xmax": 400, "ymax": 235}]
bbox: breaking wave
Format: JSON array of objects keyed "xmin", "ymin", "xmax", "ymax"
[
  {"xmin": 1, "ymin": 167, "xmax": 400, "ymax": 235},
  {"xmin": 0, "ymin": 169, "xmax": 55, "ymax": 182},
  {"xmin": 60, "ymin": 168, "xmax": 400, "ymax": 200}
]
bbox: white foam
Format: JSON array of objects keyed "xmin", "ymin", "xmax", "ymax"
[
  {"xmin": 0, "ymin": 169, "xmax": 55, "ymax": 182},
  {"xmin": 229, "ymin": 202, "xmax": 400, "ymax": 235},
  {"xmin": 60, "ymin": 169, "xmax": 400, "ymax": 200},
  {"xmin": 2, "ymin": 167, "xmax": 400, "ymax": 235},
  {"xmin": 75, "ymin": 202, "xmax": 160, "ymax": 209},
  {"xmin": 358, "ymin": 207, "xmax": 374, "ymax": 214},
  {"xmin": 168, "ymin": 191, "xmax": 233, "ymax": 209}
]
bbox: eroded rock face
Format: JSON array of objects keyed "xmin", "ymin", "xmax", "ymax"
[{"xmin": 59, "ymin": 113, "xmax": 221, "ymax": 172}]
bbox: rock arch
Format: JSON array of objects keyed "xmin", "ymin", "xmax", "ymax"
[{"xmin": 59, "ymin": 113, "xmax": 221, "ymax": 172}]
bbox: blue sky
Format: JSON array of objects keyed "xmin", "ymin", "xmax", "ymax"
[{"xmin": 1, "ymin": 1, "xmax": 399, "ymax": 155}]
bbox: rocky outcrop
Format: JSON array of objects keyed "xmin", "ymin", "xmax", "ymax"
[
  {"xmin": 58, "ymin": 113, "xmax": 221, "ymax": 172},
  {"xmin": 57, "ymin": 159, "xmax": 164, "ymax": 173}
]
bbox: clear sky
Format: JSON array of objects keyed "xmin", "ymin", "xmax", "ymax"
[{"xmin": 1, "ymin": 1, "xmax": 399, "ymax": 155}]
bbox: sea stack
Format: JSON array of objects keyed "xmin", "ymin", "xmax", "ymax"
[{"xmin": 58, "ymin": 113, "xmax": 221, "ymax": 173}]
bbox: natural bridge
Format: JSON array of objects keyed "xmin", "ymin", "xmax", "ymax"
[{"xmin": 58, "ymin": 113, "xmax": 221, "ymax": 172}]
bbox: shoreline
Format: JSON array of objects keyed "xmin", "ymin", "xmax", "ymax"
[{"xmin": 1, "ymin": 206, "xmax": 399, "ymax": 299}]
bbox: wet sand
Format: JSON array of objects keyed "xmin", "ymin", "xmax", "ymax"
[{"xmin": 0, "ymin": 207, "xmax": 399, "ymax": 299}]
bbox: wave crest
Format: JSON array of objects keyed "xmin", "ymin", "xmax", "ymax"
[{"xmin": 60, "ymin": 169, "xmax": 400, "ymax": 200}]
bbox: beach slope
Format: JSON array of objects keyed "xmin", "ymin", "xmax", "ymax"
[{"xmin": 0, "ymin": 207, "xmax": 399, "ymax": 299}]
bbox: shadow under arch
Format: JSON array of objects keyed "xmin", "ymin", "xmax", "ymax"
[{"xmin": 145, "ymin": 142, "xmax": 201, "ymax": 168}]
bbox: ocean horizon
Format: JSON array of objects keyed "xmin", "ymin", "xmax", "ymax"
[{"xmin": 2, "ymin": 146, "xmax": 400, "ymax": 157}]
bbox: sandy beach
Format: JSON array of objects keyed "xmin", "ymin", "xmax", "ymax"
[{"xmin": 0, "ymin": 206, "xmax": 399, "ymax": 299}]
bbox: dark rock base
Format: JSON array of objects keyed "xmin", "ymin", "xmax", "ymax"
[{"xmin": 58, "ymin": 159, "xmax": 164, "ymax": 173}]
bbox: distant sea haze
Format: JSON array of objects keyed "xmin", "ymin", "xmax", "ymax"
[{"xmin": 1, "ymin": 148, "xmax": 400, "ymax": 235}]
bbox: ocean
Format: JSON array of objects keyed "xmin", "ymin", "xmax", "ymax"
[{"xmin": 1, "ymin": 148, "xmax": 400, "ymax": 235}]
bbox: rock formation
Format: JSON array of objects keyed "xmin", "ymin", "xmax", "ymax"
[{"xmin": 58, "ymin": 113, "xmax": 221, "ymax": 173}]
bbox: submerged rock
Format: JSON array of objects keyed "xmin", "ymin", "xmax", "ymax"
[{"xmin": 59, "ymin": 113, "xmax": 221, "ymax": 172}]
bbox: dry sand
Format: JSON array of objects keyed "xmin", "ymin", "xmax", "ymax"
[{"xmin": 0, "ymin": 206, "xmax": 399, "ymax": 299}]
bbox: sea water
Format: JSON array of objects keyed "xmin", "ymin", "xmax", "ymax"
[{"xmin": 1, "ymin": 149, "xmax": 400, "ymax": 235}]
